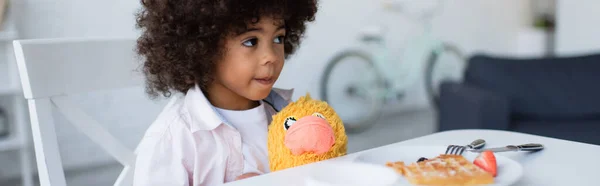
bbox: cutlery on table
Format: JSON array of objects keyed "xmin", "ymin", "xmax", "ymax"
[
  {"xmin": 445, "ymin": 139, "xmax": 486, "ymax": 155},
  {"xmin": 469, "ymin": 143, "xmax": 544, "ymax": 153}
]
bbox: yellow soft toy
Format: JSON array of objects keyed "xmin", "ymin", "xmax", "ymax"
[{"xmin": 268, "ymin": 93, "xmax": 348, "ymax": 172}]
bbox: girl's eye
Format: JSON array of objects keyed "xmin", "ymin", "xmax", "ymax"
[
  {"xmin": 284, "ymin": 116, "xmax": 297, "ymax": 130},
  {"xmin": 312, "ymin": 112, "xmax": 326, "ymax": 119},
  {"xmin": 273, "ymin": 36, "xmax": 285, "ymax": 44},
  {"xmin": 242, "ymin": 38, "xmax": 258, "ymax": 47}
]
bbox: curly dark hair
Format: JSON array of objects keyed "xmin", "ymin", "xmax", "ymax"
[{"xmin": 135, "ymin": 0, "xmax": 318, "ymax": 98}]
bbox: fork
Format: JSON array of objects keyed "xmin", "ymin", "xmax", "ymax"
[{"xmin": 445, "ymin": 139, "xmax": 486, "ymax": 155}]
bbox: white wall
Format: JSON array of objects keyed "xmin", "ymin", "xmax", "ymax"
[
  {"xmin": 555, "ymin": 0, "xmax": 600, "ymax": 56},
  {"xmin": 0, "ymin": 0, "xmax": 534, "ymax": 181},
  {"xmin": 15, "ymin": 0, "xmax": 140, "ymax": 39},
  {"xmin": 278, "ymin": 0, "xmax": 532, "ymax": 115}
]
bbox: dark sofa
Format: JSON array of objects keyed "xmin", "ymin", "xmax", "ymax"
[{"xmin": 438, "ymin": 53, "xmax": 600, "ymax": 145}]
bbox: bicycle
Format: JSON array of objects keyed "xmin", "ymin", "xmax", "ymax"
[{"xmin": 319, "ymin": 0, "xmax": 467, "ymax": 133}]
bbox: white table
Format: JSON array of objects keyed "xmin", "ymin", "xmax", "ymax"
[{"xmin": 224, "ymin": 129, "xmax": 600, "ymax": 186}]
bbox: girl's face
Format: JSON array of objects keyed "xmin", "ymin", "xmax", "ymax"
[{"xmin": 212, "ymin": 16, "xmax": 286, "ymax": 105}]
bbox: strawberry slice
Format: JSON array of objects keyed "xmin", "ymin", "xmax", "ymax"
[{"xmin": 473, "ymin": 150, "xmax": 497, "ymax": 177}]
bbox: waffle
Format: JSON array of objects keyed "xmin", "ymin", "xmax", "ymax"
[{"xmin": 386, "ymin": 154, "xmax": 494, "ymax": 185}]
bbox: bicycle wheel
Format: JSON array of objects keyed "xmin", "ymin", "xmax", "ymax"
[
  {"xmin": 423, "ymin": 43, "xmax": 467, "ymax": 110},
  {"xmin": 319, "ymin": 50, "xmax": 386, "ymax": 133}
]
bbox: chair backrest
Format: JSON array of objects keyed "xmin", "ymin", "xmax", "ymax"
[
  {"xmin": 13, "ymin": 38, "xmax": 145, "ymax": 186},
  {"xmin": 15, "ymin": 38, "xmax": 144, "ymax": 99}
]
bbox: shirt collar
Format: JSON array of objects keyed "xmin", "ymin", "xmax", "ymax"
[
  {"xmin": 184, "ymin": 84, "xmax": 224, "ymax": 132},
  {"xmin": 184, "ymin": 84, "xmax": 294, "ymax": 132}
]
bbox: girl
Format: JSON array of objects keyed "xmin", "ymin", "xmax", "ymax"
[{"xmin": 132, "ymin": 0, "xmax": 318, "ymax": 185}]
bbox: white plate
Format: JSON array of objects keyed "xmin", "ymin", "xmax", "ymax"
[{"xmin": 354, "ymin": 145, "xmax": 523, "ymax": 186}]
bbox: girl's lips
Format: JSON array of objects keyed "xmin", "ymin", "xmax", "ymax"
[{"xmin": 254, "ymin": 78, "xmax": 274, "ymax": 85}]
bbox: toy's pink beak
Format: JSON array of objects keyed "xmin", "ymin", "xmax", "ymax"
[{"xmin": 284, "ymin": 116, "xmax": 335, "ymax": 155}]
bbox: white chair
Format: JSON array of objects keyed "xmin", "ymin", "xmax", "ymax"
[{"xmin": 13, "ymin": 38, "xmax": 145, "ymax": 186}]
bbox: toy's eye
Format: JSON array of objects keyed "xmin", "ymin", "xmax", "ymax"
[
  {"xmin": 284, "ymin": 116, "xmax": 297, "ymax": 130},
  {"xmin": 312, "ymin": 112, "xmax": 326, "ymax": 119}
]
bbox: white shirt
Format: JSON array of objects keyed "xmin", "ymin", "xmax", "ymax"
[
  {"xmin": 133, "ymin": 84, "xmax": 293, "ymax": 186},
  {"xmin": 215, "ymin": 101, "xmax": 270, "ymax": 174}
]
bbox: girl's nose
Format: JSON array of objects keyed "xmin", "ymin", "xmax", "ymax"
[
  {"xmin": 260, "ymin": 44, "xmax": 280, "ymax": 65},
  {"xmin": 284, "ymin": 116, "xmax": 335, "ymax": 155}
]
